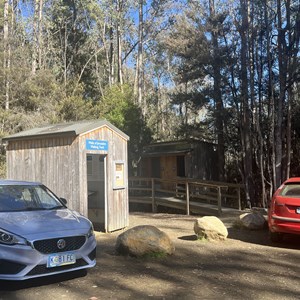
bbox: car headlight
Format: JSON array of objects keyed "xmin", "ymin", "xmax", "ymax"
[
  {"xmin": 0, "ymin": 229, "xmax": 27, "ymax": 246},
  {"xmin": 87, "ymin": 225, "xmax": 94, "ymax": 238}
]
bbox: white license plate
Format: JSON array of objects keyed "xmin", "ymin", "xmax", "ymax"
[
  {"xmin": 47, "ymin": 253, "xmax": 76, "ymax": 268},
  {"xmin": 296, "ymin": 208, "xmax": 300, "ymax": 214}
]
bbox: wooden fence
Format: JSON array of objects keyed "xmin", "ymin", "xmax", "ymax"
[{"xmin": 128, "ymin": 177, "xmax": 244, "ymax": 216}]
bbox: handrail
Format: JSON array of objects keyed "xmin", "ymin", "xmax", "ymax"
[{"xmin": 129, "ymin": 177, "xmax": 244, "ymax": 215}]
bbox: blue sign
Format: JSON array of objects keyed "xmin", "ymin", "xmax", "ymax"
[{"xmin": 86, "ymin": 139, "xmax": 108, "ymax": 151}]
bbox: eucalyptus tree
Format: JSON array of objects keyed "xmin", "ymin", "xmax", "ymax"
[
  {"xmin": 127, "ymin": 0, "xmax": 177, "ymax": 117},
  {"xmin": 43, "ymin": 0, "xmax": 100, "ymax": 98},
  {"xmin": 237, "ymin": 0, "xmax": 255, "ymax": 205},
  {"xmin": 3, "ymin": 0, "xmax": 9, "ymax": 110},
  {"xmin": 277, "ymin": 0, "xmax": 300, "ymax": 185},
  {"xmin": 163, "ymin": 0, "xmax": 228, "ymax": 181},
  {"xmin": 32, "ymin": 0, "xmax": 43, "ymax": 74}
]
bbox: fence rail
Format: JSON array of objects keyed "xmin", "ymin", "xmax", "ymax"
[{"xmin": 129, "ymin": 177, "xmax": 244, "ymax": 216}]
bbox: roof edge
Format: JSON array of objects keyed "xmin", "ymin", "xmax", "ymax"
[
  {"xmin": 2, "ymin": 131, "xmax": 77, "ymax": 142},
  {"xmin": 2, "ymin": 119, "xmax": 129, "ymax": 142}
]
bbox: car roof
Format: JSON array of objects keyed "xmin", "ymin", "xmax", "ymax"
[
  {"xmin": 0, "ymin": 180, "xmax": 41, "ymax": 186},
  {"xmin": 284, "ymin": 177, "xmax": 300, "ymax": 184}
]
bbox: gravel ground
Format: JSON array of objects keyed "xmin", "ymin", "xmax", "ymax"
[{"xmin": 1, "ymin": 211, "xmax": 300, "ymax": 300}]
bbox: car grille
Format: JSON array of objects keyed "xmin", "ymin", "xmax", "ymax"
[
  {"xmin": 0, "ymin": 259, "xmax": 27, "ymax": 275},
  {"xmin": 33, "ymin": 236, "xmax": 86, "ymax": 254},
  {"xmin": 27, "ymin": 259, "xmax": 88, "ymax": 276}
]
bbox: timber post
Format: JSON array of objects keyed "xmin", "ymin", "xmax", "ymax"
[
  {"xmin": 217, "ymin": 186, "xmax": 222, "ymax": 215},
  {"xmin": 151, "ymin": 178, "xmax": 156, "ymax": 212},
  {"xmin": 237, "ymin": 186, "xmax": 241, "ymax": 210},
  {"xmin": 186, "ymin": 181, "xmax": 190, "ymax": 215}
]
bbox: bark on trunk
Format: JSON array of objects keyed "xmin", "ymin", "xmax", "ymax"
[
  {"xmin": 240, "ymin": 0, "xmax": 255, "ymax": 206},
  {"xmin": 3, "ymin": 0, "xmax": 9, "ymax": 110},
  {"xmin": 209, "ymin": 0, "xmax": 225, "ymax": 181}
]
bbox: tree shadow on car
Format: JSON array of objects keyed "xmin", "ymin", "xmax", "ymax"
[
  {"xmin": 228, "ymin": 227, "xmax": 300, "ymax": 250},
  {"xmin": 0, "ymin": 269, "xmax": 87, "ymax": 291}
]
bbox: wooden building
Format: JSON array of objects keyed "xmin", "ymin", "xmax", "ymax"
[
  {"xmin": 3, "ymin": 120, "xmax": 129, "ymax": 232},
  {"xmin": 139, "ymin": 139, "xmax": 219, "ymax": 181}
]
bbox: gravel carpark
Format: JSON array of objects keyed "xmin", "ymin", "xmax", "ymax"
[{"xmin": 1, "ymin": 211, "xmax": 300, "ymax": 300}]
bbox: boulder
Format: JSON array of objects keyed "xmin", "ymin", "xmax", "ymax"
[
  {"xmin": 194, "ymin": 216, "xmax": 228, "ymax": 241},
  {"xmin": 115, "ymin": 225, "xmax": 175, "ymax": 257},
  {"xmin": 239, "ymin": 212, "xmax": 267, "ymax": 230}
]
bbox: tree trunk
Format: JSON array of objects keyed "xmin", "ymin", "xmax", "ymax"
[
  {"xmin": 135, "ymin": 0, "xmax": 144, "ymax": 112},
  {"xmin": 109, "ymin": 23, "xmax": 114, "ymax": 86},
  {"xmin": 116, "ymin": 0, "xmax": 123, "ymax": 86},
  {"xmin": 239, "ymin": 0, "xmax": 254, "ymax": 206},
  {"xmin": 38, "ymin": 0, "xmax": 43, "ymax": 69},
  {"xmin": 275, "ymin": 0, "xmax": 287, "ymax": 188},
  {"xmin": 264, "ymin": 0, "xmax": 276, "ymax": 196},
  {"xmin": 285, "ymin": 0, "xmax": 292, "ymax": 180},
  {"xmin": 101, "ymin": 21, "xmax": 112, "ymax": 88},
  {"xmin": 209, "ymin": 0, "xmax": 225, "ymax": 182},
  {"xmin": 63, "ymin": 22, "xmax": 68, "ymax": 89},
  {"xmin": 32, "ymin": 0, "xmax": 39, "ymax": 75},
  {"xmin": 3, "ymin": 0, "xmax": 9, "ymax": 110}
]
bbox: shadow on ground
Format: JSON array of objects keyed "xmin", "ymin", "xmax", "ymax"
[
  {"xmin": 0, "ymin": 270, "xmax": 87, "ymax": 291},
  {"xmin": 228, "ymin": 226, "xmax": 300, "ymax": 250}
]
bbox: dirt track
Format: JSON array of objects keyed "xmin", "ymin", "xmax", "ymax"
[{"xmin": 1, "ymin": 211, "xmax": 300, "ymax": 300}]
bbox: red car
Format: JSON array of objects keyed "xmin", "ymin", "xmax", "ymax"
[{"xmin": 268, "ymin": 177, "xmax": 300, "ymax": 242}]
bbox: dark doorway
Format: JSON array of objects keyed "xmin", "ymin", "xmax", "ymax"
[
  {"xmin": 151, "ymin": 157, "xmax": 160, "ymax": 178},
  {"xmin": 87, "ymin": 154, "xmax": 106, "ymax": 231},
  {"xmin": 177, "ymin": 156, "xmax": 185, "ymax": 177}
]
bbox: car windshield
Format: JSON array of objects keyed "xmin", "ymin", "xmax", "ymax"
[
  {"xmin": 279, "ymin": 183, "xmax": 300, "ymax": 198},
  {"xmin": 0, "ymin": 185, "xmax": 65, "ymax": 212}
]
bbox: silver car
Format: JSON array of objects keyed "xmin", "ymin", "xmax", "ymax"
[{"xmin": 0, "ymin": 180, "xmax": 96, "ymax": 280}]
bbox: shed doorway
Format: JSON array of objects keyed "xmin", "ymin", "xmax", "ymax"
[
  {"xmin": 177, "ymin": 155, "xmax": 186, "ymax": 177},
  {"xmin": 151, "ymin": 157, "xmax": 160, "ymax": 178},
  {"xmin": 87, "ymin": 154, "xmax": 106, "ymax": 231}
]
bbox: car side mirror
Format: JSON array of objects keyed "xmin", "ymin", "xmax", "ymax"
[{"xmin": 60, "ymin": 197, "xmax": 67, "ymax": 205}]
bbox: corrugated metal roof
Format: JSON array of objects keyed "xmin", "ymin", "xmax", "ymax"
[{"xmin": 2, "ymin": 119, "xmax": 129, "ymax": 141}]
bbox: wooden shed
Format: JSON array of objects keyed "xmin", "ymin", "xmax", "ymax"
[
  {"xmin": 2, "ymin": 120, "xmax": 129, "ymax": 232},
  {"xmin": 139, "ymin": 139, "xmax": 219, "ymax": 181}
]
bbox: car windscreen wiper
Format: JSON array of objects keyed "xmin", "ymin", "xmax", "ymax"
[{"xmin": 47, "ymin": 205, "xmax": 65, "ymax": 210}]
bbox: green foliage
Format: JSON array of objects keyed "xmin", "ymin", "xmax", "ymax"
[
  {"xmin": 96, "ymin": 84, "xmax": 133, "ymax": 129},
  {"xmin": 141, "ymin": 251, "xmax": 168, "ymax": 259},
  {"xmin": 58, "ymin": 96, "xmax": 94, "ymax": 122},
  {"xmin": 57, "ymin": 83, "xmax": 95, "ymax": 122},
  {"xmin": 14, "ymin": 70, "xmax": 62, "ymax": 113},
  {"xmin": 95, "ymin": 84, "xmax": 152, "ymax": 170},
  {"xmin": 45, "ymin": 0, "xmax": 104, "ymax": 98},
  {"xmin": 196, "ymin": 234, "xmax": 208, "ymax": 242}
]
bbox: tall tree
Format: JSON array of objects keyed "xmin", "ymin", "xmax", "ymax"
[
  {"xmin": 32, "ymin": 0, "xmax": 43, "ymax": 74},
  {"xmin": 3, "ymin": 0, "xmax": 9, "ymax": 110},
  {"xmin": 238, "ymin": 0, "xmax": 255, "ymax": 205},
  {"xmin": 208, "ymin": 0, "xmax": 225, "ymax": 181},
  {"xmin": 135, "ymin": 0, "xmax": 144, "ymax": 110}
]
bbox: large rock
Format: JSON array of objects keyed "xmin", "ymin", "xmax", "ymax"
[
  {"xmin": 115, "ymin": 225, "xmax": 175, "ymax": 257},
  {"xmin": 194, "ymin": 216, "xmax": 228, "ymax": 241},
  {"xmin": 239, "ymin": 212, "xmax": 267, "ymax": 230}
]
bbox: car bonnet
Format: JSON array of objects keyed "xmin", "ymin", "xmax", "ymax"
[{"xmin": 0, "ymin": 209, "xmax": 91, "ymax": 240}]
